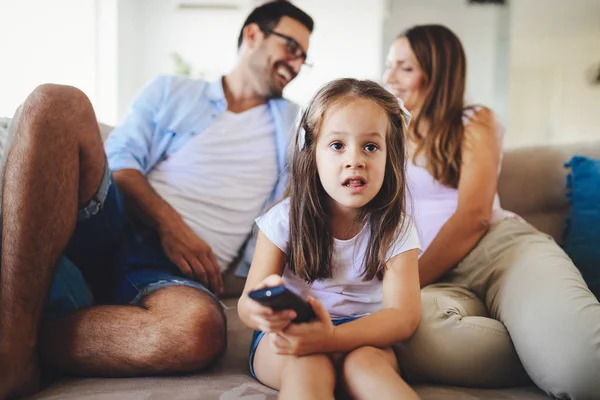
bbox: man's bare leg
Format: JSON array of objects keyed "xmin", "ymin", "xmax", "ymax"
[
  {"xmin": 0, "ymin": 85, "xmax": 227, "ymax": 400},
  {"xmin": 0, "ymin": 84, "xmax": 106, "ymax": 399},
  {"xmin": 39, "ymin": 286, "xmax": 226, "ymax": 376}
]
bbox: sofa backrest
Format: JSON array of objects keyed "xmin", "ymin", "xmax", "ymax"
[
  {"xmin": 4, "ymin": 118, "xmax": 599, "ymax": 295},
  {"xmin": 95, "ymin": 122, "xmax": 599, "ymax": 245},
  {"xmin": 498, "ymin": 140, "xmax": 600, "ymax": 245}
]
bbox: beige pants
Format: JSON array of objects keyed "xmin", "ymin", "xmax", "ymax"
[{"xmin": 394, "ymin": 219, "xmax": 600, "ymax": 399}]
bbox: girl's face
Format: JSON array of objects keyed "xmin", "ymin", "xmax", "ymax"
[
  {"xmin": 383, "ymin": 37, "xmax": 425, "ymax": 112},
  {"xmin": 315, "ymin": 98, "xmax": 388, "ymax": 217}
]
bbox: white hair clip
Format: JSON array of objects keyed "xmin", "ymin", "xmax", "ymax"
[
  {"xmin": 397, "ymin": 98, "xmax": 412, "ymax": 127},
  {"xmin": 298, "ymin": 126, "xmax": 307, "ymax": 150}
]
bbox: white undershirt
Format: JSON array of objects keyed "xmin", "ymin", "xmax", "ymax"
[{"xmin": 148, "ymin": 105, "xmax": 278, "ymax": 271}]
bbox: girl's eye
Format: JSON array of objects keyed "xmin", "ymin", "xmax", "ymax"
[
  {"xmin": 402, "ymin": 67, "xmax": 413, "ymax": 72},
  {"xmin": 365, "ymin": 144, "xmax": 378, "ymax": 152},
  {"xmin": 330, "ymin": 142, "xmax": 344, "ymax": 151}
]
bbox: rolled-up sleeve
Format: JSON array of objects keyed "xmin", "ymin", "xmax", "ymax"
[{"xmin": 105, "ymin": 75, "xmax": 168, "ymax": 174}]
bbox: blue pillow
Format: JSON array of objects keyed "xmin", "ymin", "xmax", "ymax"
[{"xmin": 563, "ymin": 156, "xmax": 600, "ymax": 299}]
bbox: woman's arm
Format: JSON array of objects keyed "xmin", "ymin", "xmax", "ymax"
[
  {"xmin": 237, "ymin": 230, "xmax": 288, "ymax": 331},
  {"xmin": 418, "ymin": 108, "xmax": 500, "ymax": 287}
]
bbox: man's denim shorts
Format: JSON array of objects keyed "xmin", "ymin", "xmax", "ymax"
[{"xmin": 43, "ymin": 165, "xmax": 217, "ymax": 319}]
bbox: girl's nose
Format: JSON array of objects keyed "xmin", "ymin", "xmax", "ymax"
[{"xmin": 345, "ymin": 149, "xmax": 366, "ymax": 169}]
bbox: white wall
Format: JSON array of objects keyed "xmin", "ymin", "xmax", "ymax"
[
  {"xmin": 382, "ymin": 0, "xmax": 510, "ymax": 123},
  {"xmin": 115, "ymin": 0, "xmax": 386, "ymax": 119},
  {"xmin": 507, "ymin": 0, "xmax": 600, "ymax": 147},
  {"xmin": 0, "ymin": 0, "xmax": 97, "ymax": 118},
  {"xmin": 283, "ymin": 0, "xmax": 386, "ymax": 107},
  {"xmin": 2, "ymin": 0, "xmax": 597, "ymax": 147},
  {"xmin": 116, "ymin": 0, "xmax": 145, "ymax": 122},
  {"xmin": 0, "ymin": 0, "xmax": 387, "ymax": 124},
  {"xmin": 114, "ymin": 0, "xmax": 247, "ymax": 122},
  {"xmin": 95, "ymin": 0, "xmax": 119, "ymax": 124}
]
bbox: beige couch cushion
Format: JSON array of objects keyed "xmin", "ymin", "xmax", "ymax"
[
  {"xmin": 28, "ymin": 298, "xmax": 550, "ymax": 400},
  {"xmin": 498, "ymin": 141, "xmax": 600, "ymax": 244}
]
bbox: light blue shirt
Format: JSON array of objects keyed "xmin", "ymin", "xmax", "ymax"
[{"xmin": 105, "ymin": 75, "xmax": 299, "ymax": 276}]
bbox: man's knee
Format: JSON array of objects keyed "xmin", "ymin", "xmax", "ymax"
[
  {"xmin": 19, "ymin": 84, "xmax": 95, "ymax": 139},
  {"xmin": 144, "ymin": 286, "xmax": 227, "ymax": 372},
  {"xmin": 26, "ymin": 84, "xmax": 91, "ymax": 114}
]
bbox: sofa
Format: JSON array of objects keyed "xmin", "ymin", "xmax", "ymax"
[{"xmin": 0, "ymin": 117, "xmax": 597, "ymax": 399}]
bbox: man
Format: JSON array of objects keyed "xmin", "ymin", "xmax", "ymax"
[{"xmin": 0, "ymin": 1, "xmax": 313, "ymax": 398}]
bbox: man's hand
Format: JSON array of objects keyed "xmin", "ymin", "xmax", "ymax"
[
  {"xmin": 112, "ymin": 169, "xmax": 224, "ymax": 295},
  {"xmin": 158, "ymin": 218, "xmax": 224, "ymax": 295}
]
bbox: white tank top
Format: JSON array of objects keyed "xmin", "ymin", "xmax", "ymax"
[{"xmin": 405, "ymin": 107, "xmax": 518, "ymax": 253}]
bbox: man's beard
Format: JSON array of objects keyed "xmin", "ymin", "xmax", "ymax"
[
  {"xmin": 265, "ymin": 69, "xmax": 283, "ymax": 99},
  {"xmin": 263, "ymin": 61, "xmax": 287, "ymax": 99},
  {"xmin": 265, "ymin": 61, "xmax": 297, "ymax": 99},
  {"xmin": 248, "ymin": 54, "xmax": 294, "ymax": 99}
]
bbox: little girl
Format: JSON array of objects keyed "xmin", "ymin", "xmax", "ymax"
[{"xmin": 237, "ymin": 78, "xmax": 421, "ymax": 400}]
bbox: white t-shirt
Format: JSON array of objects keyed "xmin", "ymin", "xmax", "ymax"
[
  {"xmin": 148, "ymin": 105, "xmax": 278, "ymax": 271},
  {"xmin": 256, "ymin": 198, "xmax": 421, "ymax": 319}
]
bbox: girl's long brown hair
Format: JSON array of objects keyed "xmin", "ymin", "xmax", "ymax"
[
  {"xmin": 285, "ymin": 78, "xmax": 408, "ymax": 282},
  {"xmin": 401, "ymin": 24, "xmax": 473, "ymax": 188}
]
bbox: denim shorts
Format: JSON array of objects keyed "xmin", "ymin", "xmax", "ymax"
[
  {"xmin": 248, "ymin": 316, "xmax": 359, "ymax": 380},
  {"xmin": 43, "ymin": 165, "xmax": 216, "ymax": 319}
]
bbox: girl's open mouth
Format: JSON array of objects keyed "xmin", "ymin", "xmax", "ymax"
[{"xmin": 342, "ymin": 177, "xmax": 367, "ymax": 188}]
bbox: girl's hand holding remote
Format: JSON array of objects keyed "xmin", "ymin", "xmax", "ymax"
[
  {"xmin": 245, "ymin": 274, "xmax": 297, "ymax": 333},
  {"xmin": 269, "ymin": 296, "xmax": 335, "ymax": 357}
]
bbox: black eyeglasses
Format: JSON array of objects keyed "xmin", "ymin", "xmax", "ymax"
[{"xmin": 261, "ymin": 28, "xmax": 312, "ymax": 68}]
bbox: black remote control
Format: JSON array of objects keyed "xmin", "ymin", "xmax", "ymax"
[{"xmin": 248, "ymin": 285, "xmax": 316, "ymax": 323}]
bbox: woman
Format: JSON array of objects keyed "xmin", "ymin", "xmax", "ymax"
[{"xmin": 383, "ymin": 24, "xmax": 600, "ymax": 398}]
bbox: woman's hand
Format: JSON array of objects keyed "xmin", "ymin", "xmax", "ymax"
[
  {"xmin": 270, "ymin": 297, "xmax": 335, "ymax": 356},
  {"xmin": 243, "ymin": 274, "xmax": 297, "ymax": 333}
]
